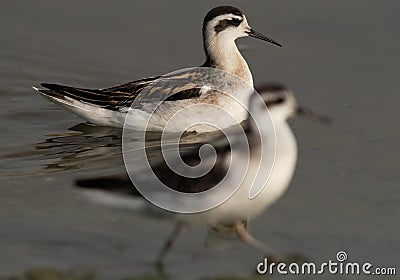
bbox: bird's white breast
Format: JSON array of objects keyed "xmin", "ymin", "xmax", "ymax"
[{"xmin": 177, "ymin": 121, "xmax": 297, "ymax": 226}]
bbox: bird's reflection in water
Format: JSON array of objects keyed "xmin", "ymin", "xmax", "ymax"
[
  {"xmin": 34, "ymin": 122, "xmax": 230, "ymax": 174},
  {"xmin": 35, "ymin": 123, "xmax": 125, "ymax": 172}
]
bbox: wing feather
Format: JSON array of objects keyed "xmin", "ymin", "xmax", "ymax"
[{"xmin": 39, "ymin": 74, "xmax": 205, "ymax": 111}]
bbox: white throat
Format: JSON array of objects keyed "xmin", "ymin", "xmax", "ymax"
[{"xmin": 205, "ymin": 36, "xmax": 253, "ymax": 86}]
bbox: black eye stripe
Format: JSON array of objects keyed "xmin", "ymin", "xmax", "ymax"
[
  {"xmin": 265, "ymin": 97, "xmax": 285, "ymax": 107},
  {"xmin": 214, "ymin": 18, "xmax": 243, "ymax": 33}
]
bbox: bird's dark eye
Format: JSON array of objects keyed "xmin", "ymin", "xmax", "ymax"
[{"xmin": 230, "ymin": 18, "xmax": 242, "ymax": 26}]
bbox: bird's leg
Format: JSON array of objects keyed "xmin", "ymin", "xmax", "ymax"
[
  {"xmin": 234, "ymin": 220, "xmax": 282, "ymax": 263},
  {"xmin": 155, "ymin": 222, "xmax": 185, "ymax": 268}
]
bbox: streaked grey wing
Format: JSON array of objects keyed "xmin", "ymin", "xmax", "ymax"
[
  {"xmin": 38, "ymin": 76, "xmax": 160, "ymax": 110},
  {"xmin": 104, "ymin": 76, "xmax": 161, "ymax": 93},
  {"xmin": 39, "ymin": 74, "xmax": 204, "ymax": 111}
]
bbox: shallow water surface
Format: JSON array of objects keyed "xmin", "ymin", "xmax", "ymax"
[{"xmin": 0, "ymin": 0, "xmax": 399, "ymax": 279}]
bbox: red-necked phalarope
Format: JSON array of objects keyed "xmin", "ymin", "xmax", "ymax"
[
  {"xmin": 33, "ymin": 6, "xmax": 282, "ymax": 132},
  {"xmin": 74, "ymin": 85, "xmax": 330, "ymax": 265}
]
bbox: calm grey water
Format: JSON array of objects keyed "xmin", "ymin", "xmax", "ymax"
[{"xmin": 0, "ymin": 0, "xmax": 399, "ymax": 279}]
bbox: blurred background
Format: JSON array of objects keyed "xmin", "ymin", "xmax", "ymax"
[{"xmin": 0, "ymin": 0, "xmax": 399, "ymax": 279}]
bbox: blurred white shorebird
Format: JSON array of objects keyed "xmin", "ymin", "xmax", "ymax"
[
  {"xmin": 33, "ymin": 6, "xmax": 282, "ymax": 132},
  {"xmin": 75, "ymin": 85, "xmax": 330, "ymax": 266}
]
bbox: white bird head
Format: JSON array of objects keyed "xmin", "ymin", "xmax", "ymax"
[
  {"xmin": 202, "ymin": 6, "xmax": 282, "ymax": 48},
  {"xmin": 252, "ymin": 84, "xmax": 331, "ymax": 123}
]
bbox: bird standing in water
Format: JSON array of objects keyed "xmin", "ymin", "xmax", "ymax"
[{"xmin": 34, "ymin": 6, "xmax": 281, "ymax": 132}]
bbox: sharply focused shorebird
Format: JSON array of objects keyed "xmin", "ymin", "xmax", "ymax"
[
  {"xmin": 33, "ymin": 6, "xmax": 282, "ymax": 132},
  {"xmin": 75, "ymin": 85, "xmax": 330, "ymax": 265}
]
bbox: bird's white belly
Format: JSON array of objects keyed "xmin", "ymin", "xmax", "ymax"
[
  {"xmin": 176, "ymin": 126, "xmax": 298, "ymax": 226},
  {"xmin": 176, "ymin": 165, "xmax": 292, "ymax": 226}
]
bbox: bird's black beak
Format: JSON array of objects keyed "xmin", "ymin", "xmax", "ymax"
[
  {"xmin": 297, "ymin": 107, "xmax": 331, "ymax": 124},
  {"xmin": 246, "ymin": 29, "xmax": 282, "ymax": 47}
]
